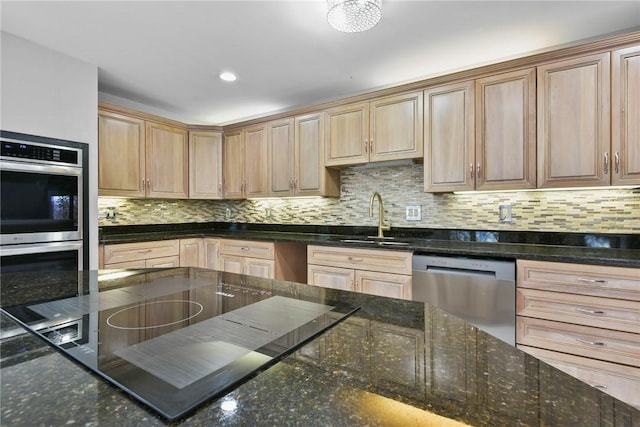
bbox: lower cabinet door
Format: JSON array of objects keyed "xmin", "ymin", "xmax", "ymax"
[
  {"xmin": 357, "ymin": 270, "xmax": 412, "ymax": 300},
  {"xmin": 245, "ymin": 258, "xmax": 275, "ymax": 279},
  {"xmin": 220, "ymin": 255, "xmax": 245, "ymax": 275},
  {"xmin": 146, "ymin": 256, "xmax": 180, "ymax": 268},
  {"xmin": 307, "ymin": 264, "xmax": 355, "ymax": 291}
]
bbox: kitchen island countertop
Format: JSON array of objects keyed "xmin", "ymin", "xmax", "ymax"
[{"xmin": 1, "ymin": 268, "xmax": 639, "ymax": 426}]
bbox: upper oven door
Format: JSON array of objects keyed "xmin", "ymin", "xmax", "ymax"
[{"xmin": 0, "ymin": 160, "xmax": 82, "ymax": 244}]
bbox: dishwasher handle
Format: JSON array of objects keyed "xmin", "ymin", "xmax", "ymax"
[{"xmin": 423, "ymin": 265, "xmax": 496, "ymax": 278}]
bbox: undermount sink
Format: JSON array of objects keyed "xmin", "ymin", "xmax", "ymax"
[{"xmin": 339, "ymin": 237, "xmax": 410, "ymax": 247}]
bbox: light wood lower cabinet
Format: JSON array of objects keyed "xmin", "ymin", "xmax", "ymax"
[
  {"xmin": 102, "ymin": 239, "xmax": 180, "ymax": 269},
  {"xmin": 516, "ymin": 259, "xmax": 640, "ymax": 408},
  {"xmin": 307, "ymin": 245, "xmax": 412, "ymax": 300},
  {"xmin": 219, "ymin": 239, "xmax": 306, "ymax": 282},
  {"xmin": 179, "ymin": 238, "xmax": 205, "ymax": 267}
]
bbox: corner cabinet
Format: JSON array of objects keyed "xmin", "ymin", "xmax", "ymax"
[
  {"xmin": 307, "ymin": 245, "xmax": 412, "ymax": 300},
  {"xmin": 537, "ymin": 53, "xmax": 611, "ymax": 188},
  {"xmin": 612, "ymin": 45, "xmax": 640, "ymax": 186},
  {"xmin": 325, "ymin": 91, "xmax": 423, "ymax": 167},
  {"xmin": 189, "ymin": 131, "xmax": 223, "ymax": 199},
  {"xmin": 98, "ymin": 109, "xmax": 188, "ymax": 198},
  {"xmin": 424, "ymin": 69, "xmax": 536, "ymax": 192}
]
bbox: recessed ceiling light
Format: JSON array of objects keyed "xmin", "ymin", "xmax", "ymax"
[{"xmin": 219, "ymin": 71, "xmax": 238, "ymax": 82}]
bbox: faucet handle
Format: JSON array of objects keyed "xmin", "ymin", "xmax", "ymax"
[{"xmin": 383, "ymin": 218, "xmax": 392, "ymax": 231}]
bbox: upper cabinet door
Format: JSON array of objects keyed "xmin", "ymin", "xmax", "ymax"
[
  {"xmin": 424, "ymin": 81, "xmax": 475, "ymax": 192},
  {"xmin": 475, "ymin": 68, "xmax": 537, "ymax": 191},
  {"xmin": 223, "ymin": 130, "xmax": 245, "ymax": 199},
  {"xmin": 145, "ymin": 122, "xmax": 189, "ymax": 198},
  {"xmin": 244, "ymin": 124, "xmax": 269, "ymax": 198},
  {"xmin": 325, "ymin": 102, "xmax": 369, "ymax": 167},
  {"xmin": 537, "ymin": 52, "xmax": 611, "ymax": 188},
  {"xmin": 189, "ymin": 131, "xmax": 223, "ymax": 199},
  {"xmin": 268, "ymin": 118, "xmax": 295, "ymax": 197},
  {"xmin": 98, "ymin": 110, "xmax": 146, "ymax": 197},
  {"xmin": 370, "ymin": 91, "xmax": 423, "ymax": 162},
  {"xmin": 295, "ymin": 112, "xmax": 340, "ymax": 197},
  {"xmin": 612, "ymin": 45, "xmax": 640, "ymax": 186}
]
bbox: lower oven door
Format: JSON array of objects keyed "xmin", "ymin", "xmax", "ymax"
[{"xmin": 0, "ymin": 241, "xmax": 83, "ymax": 273}]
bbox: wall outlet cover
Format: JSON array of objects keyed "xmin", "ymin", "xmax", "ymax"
[{"xmin": 406, "ymin": 205, "xmax": 422, "ymax": 221}]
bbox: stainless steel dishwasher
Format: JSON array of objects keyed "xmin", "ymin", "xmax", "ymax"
[{"xmin": 412, "ymin": 254, "xmax": 516, "ymax": 346}]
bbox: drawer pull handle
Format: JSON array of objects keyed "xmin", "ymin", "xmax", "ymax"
[
  {"xmin": 241, "ymin": 247, "xmax": 250, "ymax": 251},
  {"xmin": 137, "ymin": 249, "xmax": 152, "ymax": 253},
  {"xmin": 592, "ymin": 384, "xmax": 608, "ymax": 390},
  {"xmin": 348, "ymin": 257, "xmax": 363, "ymax": 262},
  {"xmin": 576, "ymin": 338, "xmax": 607, "ymax": 347},
  {"xmin": 576, "ymin": 307, "xmax": 606, "ymax": 315},
  {"xmin": 577, "ymin": 277, "xmax": 607, "ymax": 284}
]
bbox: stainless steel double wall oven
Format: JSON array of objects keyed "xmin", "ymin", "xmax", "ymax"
[{"xmin": 0, "ymin": 130, "xmax": 89, "ymax": 273}]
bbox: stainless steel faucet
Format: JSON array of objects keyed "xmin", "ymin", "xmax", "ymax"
[{"xmin": 369, "ymin": 191, "xmax": 391, "ymax": 239}]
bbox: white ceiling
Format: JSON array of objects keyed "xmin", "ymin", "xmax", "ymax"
[{"xmin": 2, "ymin": 1, "xmax": 639, "ymax": 126}]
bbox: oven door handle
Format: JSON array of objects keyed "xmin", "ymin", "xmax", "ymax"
[
  {"xmin": 0, "ymin": 159, "xmax": 82, "ymax": 176},
  {"xmin": 0, "ymin": 241, "xmax": 83, "ymax": 256}
]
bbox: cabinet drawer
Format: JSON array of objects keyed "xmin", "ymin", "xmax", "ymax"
[
  {"xmin": 307, "ymin": 245, "xmax": 412, "ymax": 275},
  {"xmin": 519, "ymin": 345, "xmax": 640, "ymax": 409},
  {"xmin": 517, "ymin": 260, "xmax": 640, "ymax": 301},
  {"xmin": 219, "ymin": 239, "xmax": 274, "ymax": 260},
  {"xmin": 103, "ymin": 240, "xmax": 180, "ymax": 264},
  {"xmin": 517, "ymin": 316, "xmax": 640, "ymax": 367},
  {"xmin": 517, "ymin": 288, "xmax": 640, "ymax": 333},
  {"xmin": 103, "ymin": 259, "xmax": 147, "ymax": 269}
]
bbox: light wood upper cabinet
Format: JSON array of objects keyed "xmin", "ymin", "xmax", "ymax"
[
  {"xmin": 295, "ymin": 112, "xmax": 340, "ymax": 197},
  {"xmin": 268, "ymin": 118, "xmax": 295, "ymax": 197},
  {"xmin": 189, "ymin": 131, "xmax": 223, "ymax": 199},
  {"xmin": 222, "ymin": 130, "xmax": 245, "ymax": 199},
  {"xmin": 266, "ymin": 112, "xmax": 340, "ymax": 198},
  {"xmin": 224, "ymin": 125, "xmax": 268, "ymax": 199},
  {"xmin": 326, "ymin": 102, "xmax": 369, "ymax": 167},
  {"xmin": 98, "ymin": 110, "xmax": 146, "ymax": 197},
  {"xmin": 424, "ymin": 81, "xmax": 475, "ymax": 192},
  {"xmin": 145, "ymin": 122, "xmax": 189, "ymax": 198},
  {"xmin": 326, "ymin": 92, "xmax": 423, "ymax": 167},
  {"xmin": 537, "ymin": 52, "xmax": 611, "ymax": 188},
  {"xmin": 475, "ymin": 68, "xmax": 536, "ymax": 191},
  {"xmin": 425, "ymin": 70, "xmax": 536, "ymax": 193},
  {"xmin": 369, "ymin": 91, "xmax": 423, "ymax": 162},
  {"xmin": 612, "ymin": 45, "xmax": 640, "ymax": 186},
  {"xmin": 244, "ymin": 124, "xmax": 269, "ymax": 198}
]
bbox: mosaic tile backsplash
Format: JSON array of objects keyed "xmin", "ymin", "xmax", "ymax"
[{"xmin": 98, "ymin": 163, "xmax": 640, "ymax": 233}]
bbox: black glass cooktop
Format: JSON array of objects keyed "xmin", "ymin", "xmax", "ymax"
[{"xmin": 1, "ymin": 268, "xmax": 359, "ymax": 421}]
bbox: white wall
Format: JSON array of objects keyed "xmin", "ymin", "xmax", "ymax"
[{"xmin": 1, "ymin": 32, "xmax": 99, "ymax": 269}]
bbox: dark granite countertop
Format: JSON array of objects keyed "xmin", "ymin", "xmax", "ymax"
[
  {"xmin": 99, "ymin": 223, "xmax": 640, "ymax": 267},
  {"xmin": 1, "ymin": 268, "xmax": 639, "ymax": 426}
]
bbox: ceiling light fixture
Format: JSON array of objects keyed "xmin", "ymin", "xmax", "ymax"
[
  {"xmin": 219, "ymin": 71, "xmax": 238, "ymax": 82},
  {"xmin": 327, "ymin": 0, "xmax": 382, "ymax": 33}
]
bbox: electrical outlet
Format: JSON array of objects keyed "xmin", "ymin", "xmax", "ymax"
[
  {"xmin": 499, "ymin": 204, "xmax": 512, "ymax": 222},
  {"xmin": 405, "ymin": 205, "xmax": 421, "ymax": 221}
]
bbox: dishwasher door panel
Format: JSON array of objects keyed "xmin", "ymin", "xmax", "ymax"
[{"xmin": 413, "ymin": 270, "xmax": 515, "ymax": 346}]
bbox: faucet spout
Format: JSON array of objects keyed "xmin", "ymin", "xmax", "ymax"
[{"xmin": 369, "ymin": 192, "xmax": 391, "ymax": 239}]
